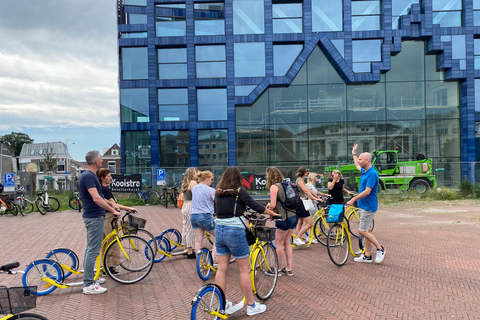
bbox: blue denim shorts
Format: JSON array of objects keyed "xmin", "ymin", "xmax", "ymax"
[
  {"xmin": 214, "ymin": 224, "xmax": 250, "ymax": 259},
  {"xmin": 275, "ymin": 215, "xmax": 298, "ymax": 231},
  {"xmin": 190, "ymin": 213, "xmax": 215, "ymax": 232}
]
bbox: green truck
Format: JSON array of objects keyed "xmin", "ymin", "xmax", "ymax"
[{"xmin": 324, "ymin": 150, "xmax": 436, "ymax": 194}]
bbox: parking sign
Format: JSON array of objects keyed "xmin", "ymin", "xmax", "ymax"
[
  {"xmin": 4, "ymin": 173, "xmax": 15, "ymax": 192},
  {"xmin": 157, "ymin": 169, "xmax": 165, "ymax": 186}
]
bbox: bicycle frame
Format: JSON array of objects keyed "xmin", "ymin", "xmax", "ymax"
[
  {"xmin": 333, "ymin": 219, "xmax": 358, "ymax": 257},
  {"xmin": 291, "ymin": 206, "xmax": 328, "ymax": 247}
]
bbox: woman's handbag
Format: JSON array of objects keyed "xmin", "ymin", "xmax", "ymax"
[
  {"xmin": 302, "ymin": 198, "xmax": 315, "ymax": 211},
  {"xmin": 327, "ymin": 204, "xmax": 344, "ymax": 223},
  {"xmin": 177, "ymin": 192, "xmax": 184, "ymax": 210}
]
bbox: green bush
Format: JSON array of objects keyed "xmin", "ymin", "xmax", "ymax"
[
  {"xmin": 425, "ymin": 187, "xmax": 462, "ymax": 200},
  {"xmin": 459, "ymin": 179, "xmax": 474, "ymax": 197}
]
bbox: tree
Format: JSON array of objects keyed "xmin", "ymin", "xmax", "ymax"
[
  {"xmin": 41, "ymin": 143, "xmax": 57, "ymax": 172},
  {"xmin": 2, "ymin": 132, "xmax": 34, "ymax": 156}
]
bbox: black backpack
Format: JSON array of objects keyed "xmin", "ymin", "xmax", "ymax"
[{"xmin": 278, "ymin": 180, "xmax": 301, "ymax": 211}]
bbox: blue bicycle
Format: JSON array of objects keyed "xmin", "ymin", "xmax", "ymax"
[{"xmin": 129, "ymin": 186, "xmax": 159, "ymax": 205}]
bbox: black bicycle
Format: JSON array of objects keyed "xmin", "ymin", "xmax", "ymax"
[
  {"xmin": 68, "ymin": 189, "xmax": 83, "ymax": 212},
  {"xmin": 159, "ymin": 183, "xmax": 178, "ymax": 208}
]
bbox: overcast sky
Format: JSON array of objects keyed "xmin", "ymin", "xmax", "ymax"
[{"xmin": 0, "ymin": 0, "xmax": 120, "ymax": 161}]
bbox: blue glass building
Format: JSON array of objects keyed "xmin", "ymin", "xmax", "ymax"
[{"xmin": 117, "ymin": 0, "xmax": 480, "ymax": 176}]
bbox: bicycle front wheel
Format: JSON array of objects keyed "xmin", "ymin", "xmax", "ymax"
[
  {"xmin": 35, "ymin": 199, "xmax": 47, "ymax": 215},
  {"xmin": 46, "ymin": 197, "xmax": 60, "ymax": 212},
  {"xmin": 191, "ymin": 284, "xmax": 225, "ymax": 320},
  {"xmin": 129, "ymin": 192, "xmax": 142, "ymax": 203},
  {"xmin": 8, "ymin": 313, "xmax": 49, "ymax": 320},
  {"xmin": 22, "ymin": 259, "xmax": 63, "ymax": 296},
  {"xmin": 69, "ymin": 197, "xmax": 82, "ymax": 211},
  {"xmin": 253, "ymin": 243, "xmax": 278, "ymax": 301},
  {"xmin": 159, "ymin": 228, "xmax": 183, "ymax": 254},
  {"xmin": 22, "ymin": 199, "xmax": 35, "ymax": 214},
  {"xmin": 326, "ymin": 224, "xmax": 350, "ymax": 267},
  {"xmin": 104, "ymin": 235, "xmax": 154, "ymax": 284},
  {"xmin": 122, "ymin": 228, "xmax": 158, "ymax": 260},
  {"xmin": 146, "ymin": 191, "xmax": 159, "ymax": 205},
  {"xmin": 196, "ymin": 248, "xmax": 213, "ymax": 281},
  {"xmin": 6, "ymin": 199, "xmax": 19, "ymax": 216},
  {"xmin": 313, "ymin": 216, "xmax": 330, "ymax": 246}
]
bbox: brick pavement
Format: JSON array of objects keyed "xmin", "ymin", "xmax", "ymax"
[{"xmin": 1, "ymin": 200, "xmax": 480, "ymax": 320}]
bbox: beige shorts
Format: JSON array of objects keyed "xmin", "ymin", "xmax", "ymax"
[{"xmin": 358, "ymin": 208, "xmax": 375, "ymax": 232}]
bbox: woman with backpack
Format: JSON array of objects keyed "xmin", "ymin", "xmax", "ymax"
[
  {"xmin": 294, "ymin": 166, "xmax": 322, "ymax": 246},
  {"xmin": 266, "ymin": 166, "xmax": 297, "ymax": 276},
  {"xmin": 214, "ymin": 166, "xmax": 278, "ymax": 316}
]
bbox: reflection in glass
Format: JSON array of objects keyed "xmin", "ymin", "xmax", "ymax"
[
  {"xmin": 122, "ymin": 47, "xmax": 148, "ymax": 80},
  {"xmin": 475, "ymin": 11, "xmax": 480, "ymax": 26},
  {"xmin": 160, "ymin": 131, "xmax": 190, "ymax": 167},
  {"xmin": 347, "ymin": 121, "xmax": 387, "ymax": 153},
  {"xmin": 158, "ymin": 48, "xmax": 187, "ymax": 79},
  {"xmin": 121, "ymin": 32, "xmax": 148, "ymax": 38},
  {"xmin": 386, "ymin": 41, "xmax": 424, "ymax": 81},
  {"xmin": 331, "ymin": 39, "xmax": 345, "ymax": 58},
  {"xmin": 426, "ymin": 118, "xmax": 460, "ymax": 158},
  {"xmin": 271, "ymin": 124, "xmax": 308, "ymax": 162},
  {"xmin": 196, "ymin": 45, "xmax": 226, "ymax": 78},
  {"xmin": 128, "ymin": 14, "xmax": 147, "ymax": 24},
  {"xmin": 312, "ymin": 0, "xmax": 343, "ymax": 32},
  {"xmin": 273, "ymin": 3, "xmax": 303, "ymax": 33},
  {"xmin": 197, "ymin": 89, "xmax": 228, "ymax": 121},
  {"xmin": 269, "ymin": 86, "xmax": 308, "ymax": 124},
  {"xmin": 352, "ymin": 40, "xmax": 382, "ymax": 62},
  {"xmin": 432, "ymin": 0, "xmax": 462, "ymax": 11},
  {"xmin": 156, "ymin": 4, "xmax": 186, "ymax": 37},
  {"xmin": 158, "ymin": 89, "xmax": 188, "ymax": 121},
  {"xmin": 308, "ymin": 123, "xmax": 347, "ymax": 162},
  {"xmin": 307, "ymin": 46, "xmax": 344, "ymax": 84},
  {"xmin": 235, "ymin": 85, "xmax": 257, "ymax": 97},
  {"xmin": 352, "ymin": 0, "xmax": 380, "ymax": 31},
  {"xmin": 236, "ymin": 126, "xmax": 269, "ymax": 163},
  {"xmin": 432, "ymin": 11, "xmax": 462, "ymax": 27},
  {"xmin": 386, "ymin": 82, "xmax": 425, "ymax": 120},
  {"xmin": 233, "ymin": 0, "xmax": 264, "ymax": 34},
  {"xmin": 308, "ymin": 85, "xmax": 346, "ymax": 123},
  {"xmin": 125, "ymin": 0, "xmax": 146, "ymax": 5},
  {"xmin": 451, "ymin": 36, "xmax": 466, "ymax": 59},
  {"xmin": 385, "ymin": 120, "xmax": 425, "ymax": 156},
  {"xmin": 121, "ymin": 88, "xmax": 149, "ymax": 123},
  {"xmin": 425, "ymin": 54, "xmax": 444, "ymax": 81},
  {"xmin": 426, "ymin": 81, "xmax": 459, "ymax": 120},
  {"xmin": 236, "ymin": 93, "xmax": 269, "ymax": 125},
  {"xmin": 392, "ymin": 0, "xmax": 419, "ymax": 29},
  {"xmin": 124, "ymin": 131, "xmax": 151, "ymax": 174},
  {"xmin": 476, "ymin": 79, "xmax": 480, "ymax": 112},
  {"xmin": 273, "ymin": 45, "xmax": 303, "ymax": 76},
  {"xmin": 347, "ymin": 83, "xmax": 385, "ymax": 121},
  {"xmin": 194, "ymin": 2, "xmax": 225, "ymax": 36},
  {"xmin": 234, "ymin": 42, "xmax": 265, "ymax": 77},
  {"xmin": 198, "ymin": 130, "xmax": 228, "ymax": 166}
]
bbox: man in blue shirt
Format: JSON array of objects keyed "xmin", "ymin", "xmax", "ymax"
[
  {"xmin": 79, "ymin": 150, "xmax": 119, "ymax": 294},
  {"xmin": 346, "ymin": 144, "xmax": 386, "ymax": 263}
]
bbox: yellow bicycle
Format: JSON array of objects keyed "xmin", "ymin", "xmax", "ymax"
[
  {"xmin": 22, "ymin": 211, "xmax": 155, "ymax": 295},
  {"xmin": 154, "ymin": 229, "xmax": 213, "ymax": 263},
  {"xmin": 191, "ymin": 211, "xmax": 280, "ymax": 319},
  {"xmin": 0, "ymin": 262, "xmax": 48, "ymax": 320}
]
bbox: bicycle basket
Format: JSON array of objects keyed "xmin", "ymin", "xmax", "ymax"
[
  {"xmin": 0, "ymin": 286, "xmax": 37, "ymax": 315},
  {"xmin": 254, "ymin": 227, "xmax": 276, "ymax": 242},
  {"xmin": 127, "ymin": 215, "xmax": 147, "ymax": 234}
]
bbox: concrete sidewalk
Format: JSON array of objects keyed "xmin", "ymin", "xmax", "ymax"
[{"xmin": 1, "ymin": 200, "xmax": 479, "ymax": 319}]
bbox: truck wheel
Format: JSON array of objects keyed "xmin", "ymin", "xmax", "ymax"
[{"xmin": 410, "ymin": 179, "xmax": 430, "ymax": 194}]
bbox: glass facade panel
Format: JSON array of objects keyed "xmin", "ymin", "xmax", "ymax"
[
  {"xmin": 121, "ymin": 88, "xmax": 149, "ymax": 123},
  {"xmin": 236, "ymin": 93, "xmax": 269, "ymax": 125},
  {"xmin": 271, "ymin": 124, "xmax": 308, "ymax": 162},
  {"xmin": 476, "ymin": 79, "xmax": 480, "ymax": 112},
  {"xmin": 270, "ymin": 86, "xmax": 308, "ymax": 124},
  {"xmin": 432, "ymin": 12, "xmax": 462, "ymax": 27},
  {"xmin": 125, "ymin": 0, "xmax": 146, "ymax": 5},
  {"xmin": 352, "ymin": 16, "xmax": 381, "ymax": 31},
  {"xmin": 352, "ymin": 0, "xmax": 381, "ymax": 31},
  {"xmin": 425, "ymin": 54, "xmax": 445, "ymax": 81},
  {"xmin": 352, "ymin": 40, "xmax": 382, "ymax": 62},
  {"xmin": 196, "ymin": 62, "xmax": 226, "ymax": 78},
  {"xmin": 309, "ymin": 123, "xmax": 347, "ymax": 162},
  {"xmin": 234, "ymin": 42, "xmax": 266, "ymax": 77},
  {"xmin": 386, "ymin": 82, "xmax": 425, "ymax": 120},
  {"xmin": 385, "ymin": 120, "xmax": 425, "ymax": 156},
  {"xmin": 233, "ymin": 0, "xmax": 265, "ymax": 34},
  {"xmin": 308, "ymin": 84, "xmax": 346, "ymax": 123},
  {"xmin": 312, "ymin": 0, "xmax": 343, "ymax": 32},
  {"xmin": 392, "ymin": 0, "xmax": 419, "ymax": 29},
  {"xmin": 122, "ymin": 47, "xmax": 148, "ymax": 80},
  {"xmin": 160, "ymin": 131, "xmax": 190, "ymax": 167},
  {"xmin": 426, "ymin": 81, "xmax": 459, "ymax": 119},
  {"xmin": 197, "ymin": 89, "xmax": 228, "ymax": 121},
  {"xmin": 432, "ymin": 0, "xmax": 462, "ymax": 11},
  {"xmin": 386, "ymin": 41, "xmax": 425, "ymax": 81},
  {"xmin": 158, "ymin": 89, "xmax": 188, "ymax": 121},
  {"xmin": 194, "ymin": 2, "xmax": 225, "ymax": 36},
  {"xmin": 156, "ymin": 4, "xmax": 186, "ymax": 37},
  {"xmin": 236, "ymin": 126, "xmax": 269, "ymax": 163},
  {"xmin": 348, "ymin": 121, "xmax": 387, "ymax": 153},
  {"xmin": 347, "ymin": 82, "xmax": 386, "ymax": 121},
  {"xmin": 273, "ymin": 19, "xmax": 303, "ymax": 33},
  {"xmin": 121, "ymin": 32, "xmax": 148, "ymax": 38},
  {"xmin": 307, "ymin": 47, "xmax": 344, "ymax": 84},
  {"xmin": 235, "ymin": 85, "xmax": 257, "ymax": 97},
  {"xmin": 196, "ymin": 45, "xmax": 226, "ymax": 61},
  {"xmin": 426, "ymin": 118, "xmax": 461, "ymax": 158},
  {"xmin": 196, "ymin": 45, "xmax": 226, "ymax": 78},
  {"xmin": 474, "ymin": 11, "xmax": 480, "ymax": 26},
  {"xmin": 124, "ymin": 131, "xmax": 151, "ymax": 174},
  {"xmin": 451, "ymin": 35, "xmax": 466, "ymax": 59},
  {"xmin": 198, "ymin": 130, "xmax": 228, "ymax": 166},
  {"xmin": 128, "ymin": 14, "xmax": 147, "ymax": 24},
  {"xmin": 158, "ymin": 48, "xmax": 187, "ymax": 79},
  {"xmin": 273, "ymin": 44, "xmax": 303, "ymax": 76},
  {"xmin": 273, "ymin": 3, "xmax": 303, "ymax": 33}
]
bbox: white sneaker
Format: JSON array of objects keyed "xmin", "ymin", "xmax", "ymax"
[
  {"xmin": 375, "ymin": 246, "xmax": 386, "ymax": 263},
  {"xmin": 311, "ymin": 239, "xmax": 318, "ymax": 244},
  {"xmin": 95, "ymin": 277, "xmax": 106, "ymax": 284},
  {"xmin": 83, "ymin": 283, "xmax": 107, "ymax": 294},
  {"xmin": 354, "ymin": 250, "xmax": 363, "ymax": 255},
  {"xmin": 353, "ymin": 254, "xmax": 373, "ymax": 263},
  {"xmin": 293, "ymin": 238, "xmax": 305, "ymax": 246},
  {"xmin": 246, "ymin": 302, "xmax": 266, "ymax": 316}
]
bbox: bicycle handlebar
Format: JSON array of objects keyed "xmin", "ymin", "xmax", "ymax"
[{"xmin": 0, "ymin": 262, "xmax": 20, "ymax": 273}]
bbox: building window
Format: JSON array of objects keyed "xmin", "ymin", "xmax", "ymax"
[
  {"xmin": 158, "ymin": 48, "xmax": 187, "ymax": 79},
  {"xmin": 234, "ymin": 42, "xmax": 266, "ymax": 77},
  {"xmin": 125, "ymin": 0, "xmax": 146, "ymax": 5},
  {"xmin": 312, "ymin": 0, "xmax": 343, "ymax": 32},
  {"xmin": 158, "ymin": 88, "xmax": 188, "ymax": 121},
  {"xmin": 233, "ymin": 0, "xmax": 264, "ymax": 34},
  {"xmin": 273, "ymin": 2, "xmax": 303, "ymax": 34},
  {"xmin": 112, "ymin": 150, "xmax": 118, "ymax": 156},
  {"xmin": 121, "ymin": 88, "xmax": 149, "ymax": 123},
  {"xmin": 351, "ymin": 0, "xmax": 381, "ymax": 31},
  {"xmin": 198, "ymin": 130, "xmax": 228, "ymax": 166},
  {"xmin": 352, "ymin": 39, "xmax": 382, "ymax": 73},
  {"xmin": 160, "ymin": 131, "xmax": 190, "ymax": 167},
  {"xmin": 122, "ymin": 47, "xmax": 148, "ymax": 80},
  {"xmin": 56, "ymin": 161, "xmax": 65, "ymax": 172},
  {"xmin": 108, "ymin": 161, "xmax": 116, "ymax": 174},
  {"xmin": 392, "ymin": 0, "xmax": 419, "ymax": 29},
  {"xmin": 126, "ymin": 13, "xmax": 147, "ymax": 24},
  {"xmin": 475, "ymin": 0, "xmax": 480, "ymax": 26},
  {"xmin": 194, "ymin": 2, "xmax": 225, "ymax": 35},
  {"xmin": 156, "ymin": 4, "xmax": 186, "ymax": 37},
  {"xmin": 476, "ymin": 79, "xmax": 480, "ymax": 112},
  {"xmin": 123, "ymin": 131, "xmax": 151, "ymax": 174},
  {"xmin": 197, "ymin": 89, "xmax": 228, "ymax": 121},
  {"xmin": 120, "ymin": 32, "xmax": 148, "ymax": 38},
  {"xmin": 432, "ymin": 0, "xmax": 462, "ymax": 27},
  {"xmin": 273, "ymin": 44, "xmax": 303, "ymax": 76},
  {"xmin": 475, "ymin": 39, "xmax": 480, "ymax": 69},
  {"xmin": 196, "ymin": 45, "xmax": 226, "ymax": 78}
]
